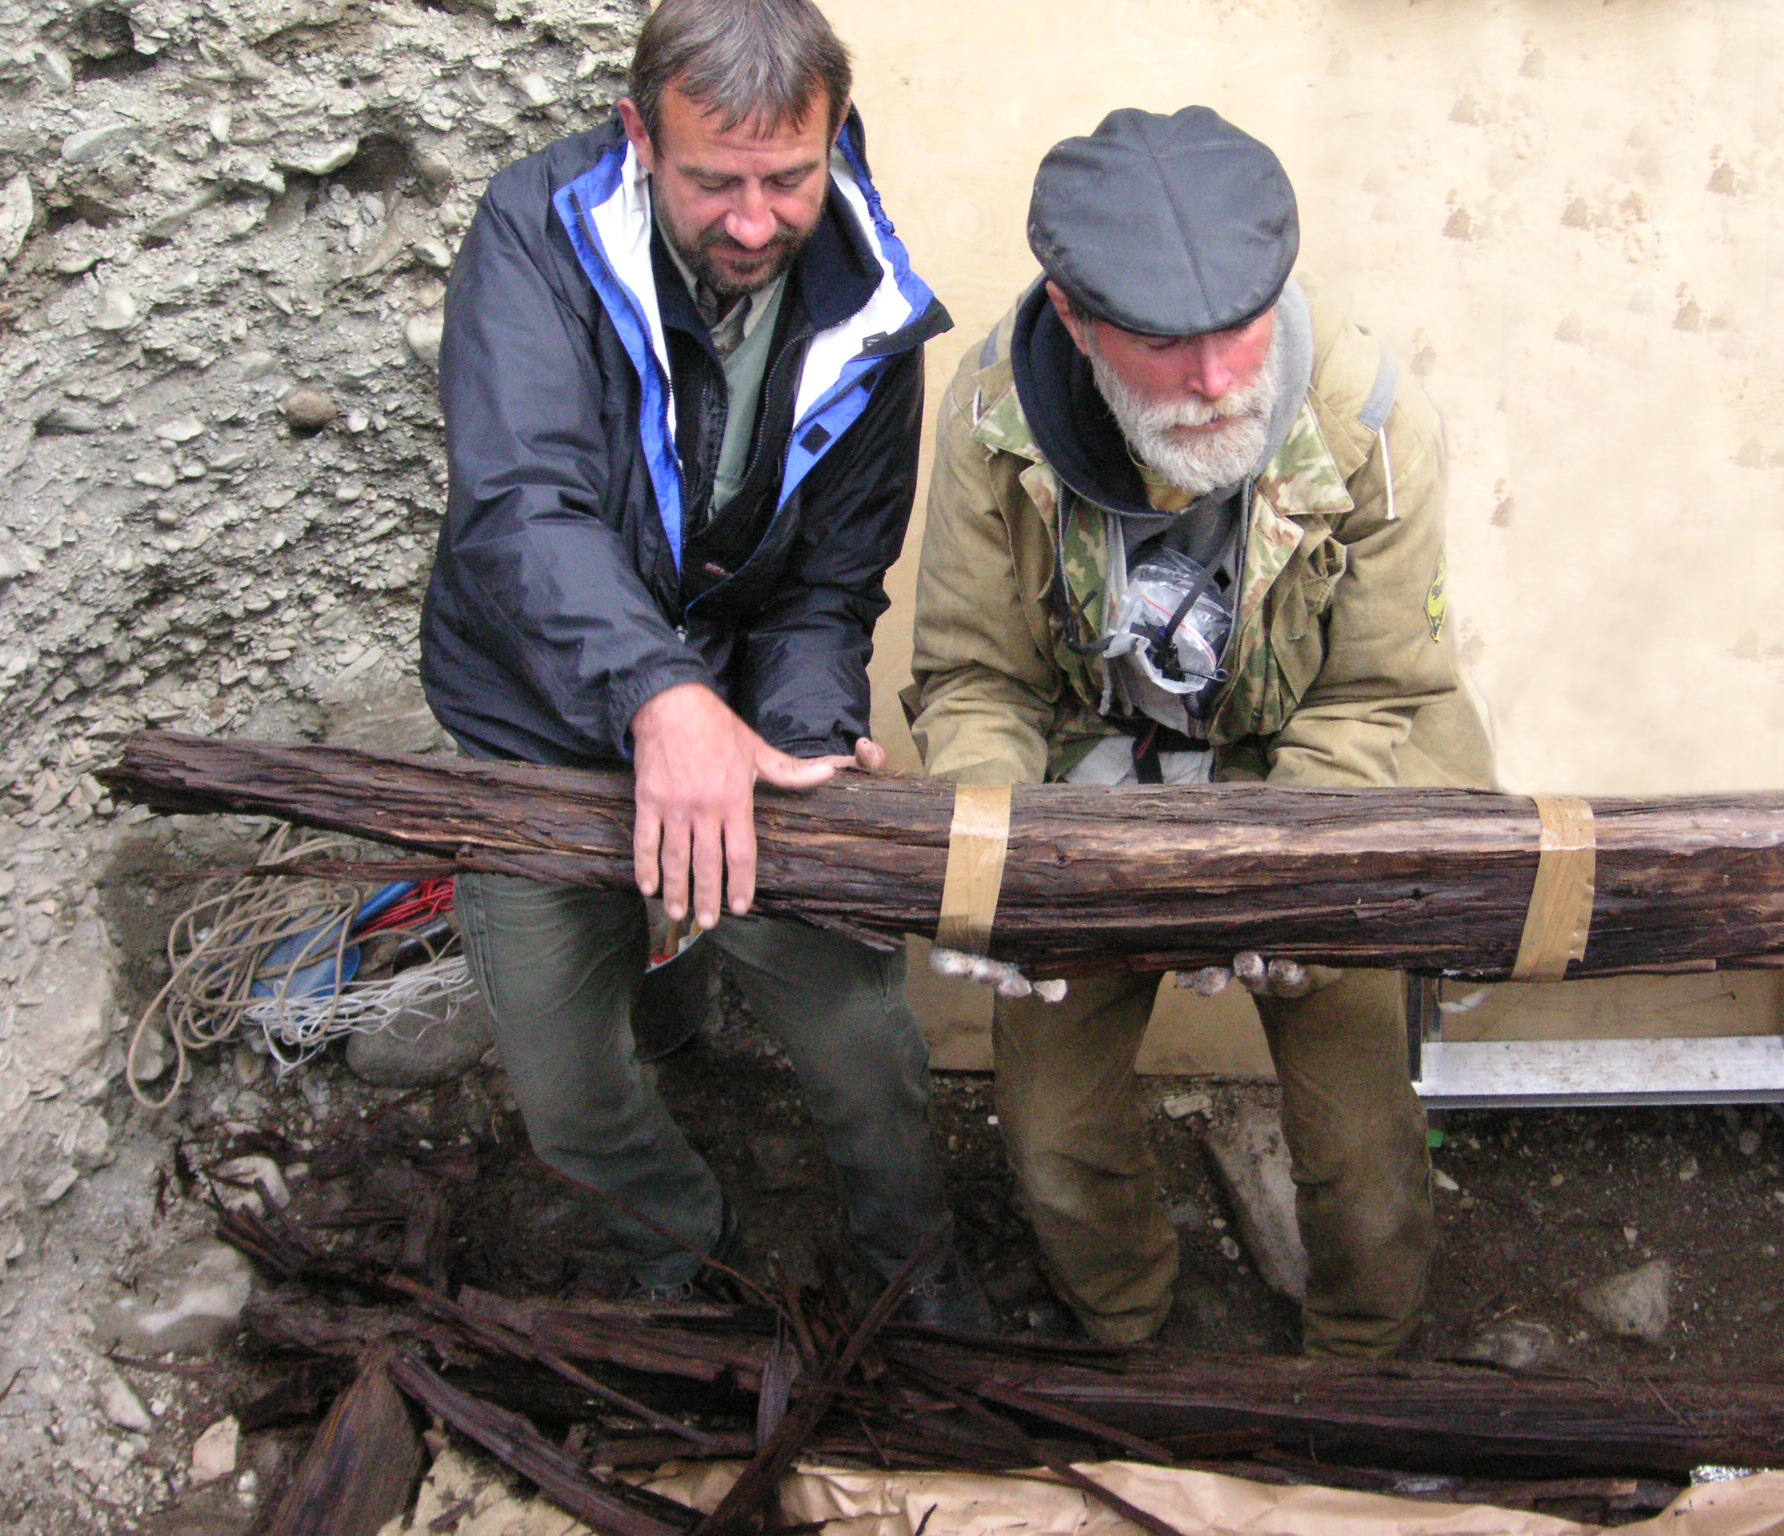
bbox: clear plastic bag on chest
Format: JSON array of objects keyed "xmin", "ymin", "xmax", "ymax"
[{"xmin": 1103, "ymin": 546, "xmax": 1232, "ymax": 729}]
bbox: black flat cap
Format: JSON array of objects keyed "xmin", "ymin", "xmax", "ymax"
[{"xmin": 1028, "ymin": 106, "xmax": 1298, "ymax": 338}]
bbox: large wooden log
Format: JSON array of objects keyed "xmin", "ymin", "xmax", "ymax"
[{"xmin": 101, "ymin": 731, "xmax": 1784, "ymax": 980}]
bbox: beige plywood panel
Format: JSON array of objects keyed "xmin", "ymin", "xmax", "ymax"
[
  {"xmin": 831, "ymin": 0, "xmax": 1784, "ymax": 794},
  {"xmin": 816, "ymin": 0, "xmax": 1784, "ymax": 1067}
]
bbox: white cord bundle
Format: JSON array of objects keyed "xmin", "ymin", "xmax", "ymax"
[
  {"xmin": 128, "ymin": 826, "xmax": 469, "ymax": 1105},
  {"xmin": 247, "ymin": 955, "xmax": 478, "ymax": 1074}
]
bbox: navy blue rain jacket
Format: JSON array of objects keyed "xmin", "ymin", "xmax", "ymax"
[{"xmin": 420, "ymin": 112, "xmax": 951, "ymax": 765}]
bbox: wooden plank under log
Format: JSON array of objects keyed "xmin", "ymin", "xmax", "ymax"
[{"xmin": 102, "ymin": 731, "xmax": 1784, "ymax": 980}]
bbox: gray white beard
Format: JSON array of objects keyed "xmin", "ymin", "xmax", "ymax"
[{"xmin": 1088, "ymin": 324, "xmax": 1283, "ymax": 499}]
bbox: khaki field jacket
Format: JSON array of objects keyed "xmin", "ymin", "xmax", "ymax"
[{"xmin": 904, "ymin": 276, "xmax": 1494, "ymax": 791}]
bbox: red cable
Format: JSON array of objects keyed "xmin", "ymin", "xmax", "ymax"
[{"xmin": 358, "ymin": 878, "xmax": 456, "ymax": 935}]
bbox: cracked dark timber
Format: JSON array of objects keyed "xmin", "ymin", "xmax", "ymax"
[
  {"xmin": 105, "ymin": 730, "xmax": 1784, "ymax": 980},
  {"xmin": 227, "ymin": 1182, "xmax": 1784, "ymax": 1536}
]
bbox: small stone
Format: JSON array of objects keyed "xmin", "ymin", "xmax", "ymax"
[
  {"xmin": 346, "ymin": 991, "xmax": 494, "ymax": 1087},
  {"xmin": 229, "ymin": 1042, "xmax": 267, "ymax": 1086},
  {"xmin": 280, "ymin": 139, "xmax": 359, "ymax": 177},
  {"xmin": 1578, "ymin": 1259, "xmax": 1672, "ymax": 1344},
  {"xmin": 211, "ymin": 1155, "xmax": 289, "ymax": 1215},
  {"xmin": 1218, "ymin": 1235, "xmax": 1242, "ymax": 1262},
  {"xmin": 54, "ymin": 244, "xmax": 100, "ymax": 276},
  {"xmin": 35, "ymin": 1164, "xmax": 79, "ymax": 1207},
  {"xmin": 1161, "ymin": 1090, "xmax": 1213, "ymax": 1121},
  {"xmin": 191, "ymin": 1416, "xmax": 239, "ymax": 1484},
  {"xmin": 412, "ymin": 237, "xmax": 454, "ymax": 270},
  {"xmin": 346, "ymin": 409, "xmax": 370, "ymax": 433},
  {"xmin": 281, "ymin": 387, "xmax": 338, "ymax": 432},
  {"xmin": 0, "ymin": 173, "xmax": 32, "ymax": 266},
  {"xmin": 411, "ymin": 145, "xmax": 453, "ymax": 187},
  {"xmin": 1464, "ymin": 1318, "xmax": 1558, "ymax": 1372},
  {"xmin": 1432, "ymin": 1168, "xmax": 1460, "ymax": 1192},
  {"xmin": 131, "ymin": 1027, "xmax": 169, "ymax": 1083},
  {"xmin": 334, "ymin": 481, "xmax": 364, "ymax": 503},
  {"xmin": 92, "ymin": 1240, "xmax": 254, "ymax": 1355},
  {"xmin": 61, "ymin": 122, "xmax": 139, "ymax": 165},
  {"xmin": 131, "ymin": 457, "xmax": 178, "ymax": 490},
  {"xmin": 153, "ymin": 416, "xmax": 205, "ymax": 444},
  {"xmin": 1204, "ymin": 1102, "xmax": 1308, "ymax": 1301},
  {"xmin": 238, "ymin": 350, "xmax": 280, "ymax": 381},
  {"xmin": 92, "ymin": 286, "xmax": 139, "ymax": 332},
  {"xmin": 520, "ymin": 72, "xmax": 559, "ymax": 108},
  {"xmin": 97, "ymin": 1374, "xmax": 153, "ymax": 1434},
  {"xmin": 36, "ymin": 404, "xmax": 103, "ymax": 435},
  {"xmin": 1677, "ymin": 1157, "xmax": 1698, "ymax": 1183},
  {"xmin": 1739, "ymin": 1129, "xmax": 1761, "ymax": 1157},
  {"xmin": 747, "ymin": 1132, "xmax": 809, "ymax": 1192},
  {"xmin": 209, "ymin": 108, "xmax": 233, "ymax": 144},
  {"xmin": 404, "ymin": 311, "xmax": 444, "ymax": 369},
  {"xmin": 1165, "ymin": 1197, "xmax": 1205, "ymax": 1230}
]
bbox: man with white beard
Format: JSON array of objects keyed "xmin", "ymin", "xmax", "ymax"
[{"xmin": 903, "ymin": 107, "xmax": 1495, "ymax": 1355}]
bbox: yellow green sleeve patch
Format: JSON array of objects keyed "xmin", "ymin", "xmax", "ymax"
[{"xmin": 1426, "ymin": 553, "xmax": 1448, "ymax": 641}]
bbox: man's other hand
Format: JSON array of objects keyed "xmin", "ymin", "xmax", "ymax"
[
  {"xmin": 1179, "ymin": 953, "xmax": 1318, "ymax": 999},
  {"xmin": 632, "ymin": 683, "xmax": 837, "ymax": 929}
]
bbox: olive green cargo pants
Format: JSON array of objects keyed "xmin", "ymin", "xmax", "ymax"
[
  {"xmin": 457, "ymin": 873, "xmax": 953, "ymax": 1291},
  {"xmin": 993, "ymin": 968, "xmax": 1432, "ymax": 1356}
]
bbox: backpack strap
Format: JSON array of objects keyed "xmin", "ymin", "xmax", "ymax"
[
  {"xmin": 1358, "ymin": 340, "xmax": 1400, "ymax": 435},
  {"xmin": 1357, "ymin": 340, "xmax": 1400, "ymax": 520}
]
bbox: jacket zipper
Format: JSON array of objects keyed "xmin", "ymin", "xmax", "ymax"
[{"xmin": 681, "ymin": 322, "xmax": 812, "ymax": 621}]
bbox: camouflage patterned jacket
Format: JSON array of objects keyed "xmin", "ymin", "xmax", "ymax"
[{"xmin": 903, "ymin": 275, "xmax": 1494, "ymax": 789}]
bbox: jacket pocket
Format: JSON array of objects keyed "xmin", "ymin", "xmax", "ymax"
[{"xmin": 1266, "ymin": 527, "xmax": 1345, "ymax": 702}]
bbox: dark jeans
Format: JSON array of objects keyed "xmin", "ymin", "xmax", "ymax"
[{"xmin": 455, "ymin": 873, "xmax": 954, "ymax": 1289}]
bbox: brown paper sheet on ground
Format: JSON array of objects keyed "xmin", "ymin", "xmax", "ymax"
[{"xmin": 383, "ymin": 1448, "xmax": 1784, "ymax": 1536}]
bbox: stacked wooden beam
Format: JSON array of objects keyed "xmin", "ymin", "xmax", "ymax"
[{"xmin": 218, "ymin": 1196, "xmax": 1784, "ymax": 1536}]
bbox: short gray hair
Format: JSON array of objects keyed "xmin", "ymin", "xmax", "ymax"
[{"xmin": 629, "ymin": 0, "xmax": 852, "ymax": 144}]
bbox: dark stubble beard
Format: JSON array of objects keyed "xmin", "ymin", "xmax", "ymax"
[{"xmin": 675, "ymin": 218, "xmax": 808, "ymax": 301}]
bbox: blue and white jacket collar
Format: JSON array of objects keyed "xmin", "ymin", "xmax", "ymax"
[{"xmin": 552, "ymin": 113, "xmax": 948, "ymax": 572}]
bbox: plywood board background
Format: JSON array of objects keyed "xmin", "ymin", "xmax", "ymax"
[{"xmin": 820, "ymin": 0, "xmax": 1784, "ymax": 1070}]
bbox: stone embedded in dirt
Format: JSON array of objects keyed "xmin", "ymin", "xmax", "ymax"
[
  {"xmin": 34, "ymin": 1163, "xmax": 79, "ymax": 1207},
  {"xmin": 91, "ymin": 285, "xmax": 139, "ymax": 332},
  {"xmin": 1203, "ymin": 1102, "xmax": 1308, "ymax": 1301},
  {"xmin": 1464, "ymin": 1318, "xmax": 1559, "ymax": 1371},
  {"xmin": 36, "ymin": 404, "xmax": 104, "ymax": 435},
  {"xmin": 153, "ymin": 416, "xmax": 206, "ymax": 445},
  {"xmin": 1578, "ymin": 1259, "xmax": 1673, "ymax": 1343},
  {"xmin": 1161, "ymin": 1090, "xmax": 1213, "ymax": 1121},
  {"xmin": 281, "ymin": 387, "xmax": 338, "ymax": 432},
  {"xmin": 748, "ymin": 1133, "xmax": 810, "ymax": 1192},
  {"xmin": 96, "ymin": 1374, "xmax": 153, "ymax": 1434},
  {"xmin": 15, "ymin": 915, "xmax": 115, "ymax": 1086},
  {"xmin": 0, "ymin": 173, "xmax": 31, "ymax": 267},
  {"xmin": 345, "ymin": 992, "xmax": 495, "ymax": 1089},
  {"xmin": 211, "ymin": 1155, "xmax": 290, "ymax": 1215},
  {"xmin": 1433, "ymin": 1168, "xmax": 1460, "ymax": 1192},
  {"xmin": 92, "ymin": 1240, "xmax": 255, "ymax": 1356},
  {"xmin": 61, "ymin": 122, "xmax": 139, "ymax": 165},
  {"xmin": 1165, "ymin": 1197, "xmax": 1206, "ymax": 1230},
  {"xmin": 191, "ymin": 1416, "xmax": 239, "ymax": 1484},
  {"xmin": 404, "ymin": 310, "xmax": 445, "ymax": 369},
  {"xmin": 131, "ymin": 1027, "xmax": 170, "ymax": 1084}
]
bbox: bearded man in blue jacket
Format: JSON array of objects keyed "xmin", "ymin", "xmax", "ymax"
[{"xmin": 420, "ymin": 0, "xmax": 985, "ymax": 1325}]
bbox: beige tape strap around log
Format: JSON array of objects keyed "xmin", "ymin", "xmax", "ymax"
[
  {"xmin": 936, "ymin": 784, "xmax": 1012, "ymax": 956},
  {"xmin": 1511, "ymin": 795, "xmax": 1597, "ymax": 982}
]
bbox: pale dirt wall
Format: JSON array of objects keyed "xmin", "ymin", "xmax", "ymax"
[{"xmin": 826, "ymin": 0, "xmax": 1784, "ymax": 1069}]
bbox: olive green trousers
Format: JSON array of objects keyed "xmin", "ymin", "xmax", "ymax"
[{"xmin": 992, "ymin": 968, "xmax": 1432, "ymax": 1356}]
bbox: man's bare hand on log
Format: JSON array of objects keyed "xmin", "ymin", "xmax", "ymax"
[{"xmin": 631, "ymin": 683, "xmax": 882, "ymax": 930}]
